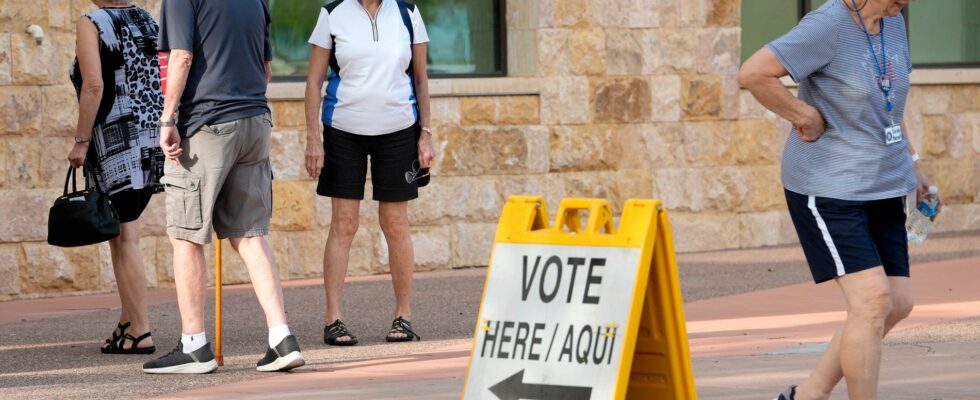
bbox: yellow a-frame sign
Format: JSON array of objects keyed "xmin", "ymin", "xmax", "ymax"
[{"xmin": 463, "ymin": 196, "xmax": 695, "ymax": 399}]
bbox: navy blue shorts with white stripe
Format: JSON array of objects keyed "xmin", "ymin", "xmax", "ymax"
[{"xmin": 784, "ymin": 189, "xmax": 910, "ymax": 284}]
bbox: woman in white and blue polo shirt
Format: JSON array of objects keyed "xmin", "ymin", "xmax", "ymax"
[
  {"xmin": 304, "ymin": 0, "xmax": 434, "ymax": 345},
  {"xmin": 738, "ymin": 0, "xmax": 941, "ymax": 399}
]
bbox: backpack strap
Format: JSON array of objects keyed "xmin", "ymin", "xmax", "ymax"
[
  {"xmin": 396, "ymin": 0, "xmax": 419, "ymax": 122},
  {"xmin": 319, "ymin": 0, "xmax": 345, "ymax": 127},
  {"xmin": 323, "ymin": 0, "xmax": 344, "ymax": 60},
  {"xmin": 323, "ymin": 0, "xmax": 343, "ymax": 13},
  {"xmin": 396, "ymin": 1, "xmax": 415, "ymax": 45}
]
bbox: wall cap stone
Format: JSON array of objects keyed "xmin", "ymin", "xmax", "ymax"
[
  {"xmin": 268, "ymin": 77, "xmax": 542, "ymax": 100},
  {"xmin": 910, "ymin": 69, "xmax": 980, "ymax": 86},
  {"xmin": 779, "ymin": 68, "xmax": 980, "ymax": 88}
]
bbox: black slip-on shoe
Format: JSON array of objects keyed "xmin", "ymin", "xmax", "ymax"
[
  {"xmin": 774, "ymin": 385, "xmax": 797, "ymax": 400},
  {"xmin": 142, "ymin": 341, "xmax": 218, "ymax": 374},
  {"xmin": 257, "ymin": 335, "xmax": 305, "ymax": 372}
]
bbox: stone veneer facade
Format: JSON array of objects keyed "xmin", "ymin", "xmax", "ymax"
[{"xmin": 1, "ymin": 0, "xmax": 977, "ymax": 299}]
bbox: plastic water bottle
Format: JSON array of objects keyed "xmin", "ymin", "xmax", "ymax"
[{"xmin": 906, "ymin": 185, "xmax": 939, "ymax": 243}]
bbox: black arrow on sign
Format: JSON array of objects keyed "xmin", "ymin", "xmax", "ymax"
[{"xmin": 489, "ymin": 369, "xmax": 593, "ymax": 400}]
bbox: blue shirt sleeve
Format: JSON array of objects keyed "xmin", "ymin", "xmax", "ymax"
[
  {"xmin": 158, "ymin": 0, "xmax": 196, "ymax": 52},
  {"xmin": 767, "ymin": 10, "xmax": 838, "ymax": 82}
]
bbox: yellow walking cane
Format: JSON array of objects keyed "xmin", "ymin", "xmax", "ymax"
[{"xmin": 214, "ymin": 236, "xmax": 224, "ymax": 366}]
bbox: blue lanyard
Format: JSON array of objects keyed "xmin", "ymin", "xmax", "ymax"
[{"xmin": 851, "ymin": 0, "xmax": 893, "ymax": 114}]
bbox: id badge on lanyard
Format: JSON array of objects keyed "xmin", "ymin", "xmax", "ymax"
[
  {"xmin": 884, "ymin": 124, "xmax": 903, "ymax": 145},
  {"xmin": 854, "ymin": 1, "xmax": 903, "ymax": 145}
]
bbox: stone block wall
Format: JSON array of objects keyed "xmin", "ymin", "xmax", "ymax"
[{"xmin": 1, "ymin": 0, "xmax": 977, "ymax": 300}]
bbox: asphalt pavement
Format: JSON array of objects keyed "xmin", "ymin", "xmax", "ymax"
[{"xmin": 0, "ymin": 231, "xmax": 977, "ymax": 399}]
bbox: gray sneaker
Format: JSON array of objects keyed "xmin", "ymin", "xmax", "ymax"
[
  {"xmin": 142, "ymin": 341, "xmax": 218, "ymax": 374},
  {"xmin": 773, "ymin": 385, "xmax": 796, "ymax": 400},
  {"xmin": 256, "ymin": 335, "xmax": 305, "ymax": 372}
]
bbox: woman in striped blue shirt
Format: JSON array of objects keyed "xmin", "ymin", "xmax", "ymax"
[{"xmin": 738, "ymin": 0, "xmax": 941, "ymax": 399}]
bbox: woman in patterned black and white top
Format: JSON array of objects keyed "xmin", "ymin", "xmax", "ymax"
[{"xmin": 68, "ymin": 0, "xmax": 164, "ymax": 355}]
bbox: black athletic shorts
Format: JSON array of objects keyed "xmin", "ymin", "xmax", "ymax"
[
  {"xmin": 785, "ymin": 189, "xmax": 910, "ymax": 284},
  {"xmin": 316, "ymin": 124, "xmax": 419, "ymax": 202},
  {"xmin": 109, "ymin": 188, "xmax": 155, "ymax": 224}
]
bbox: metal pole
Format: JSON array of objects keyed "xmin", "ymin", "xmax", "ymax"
[{"xmin": 215, "ymin": 237, "xmax": 224, "ymax": 366}]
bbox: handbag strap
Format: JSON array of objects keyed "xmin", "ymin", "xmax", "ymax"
[{"xmin": 63, "ymin": 166, "xmax": 78, "ymax": 195}]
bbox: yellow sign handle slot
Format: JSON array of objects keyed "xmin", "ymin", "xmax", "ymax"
[
  {"xmin": 496, "ymin": 196, "xmax": 550, "ymax": 242},
  {"xmin": 554, "ymin": 198, "xmax": 615, "ymax": 235}
]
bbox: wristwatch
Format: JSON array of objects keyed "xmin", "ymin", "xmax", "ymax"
[
  {"xmin": 158, "ymin": 119, "xmax": 176, "ymax": 127},
  {"xmin": 911, "ymin": 152, "xmax": 920, "ymax": 162},
  {"xmin": 74, "ymin": 136, "xmax": 90, "ymax": 143},
  {"xmin": 420, "ymin": 127, "xmax": 432, "ymax": 135}
]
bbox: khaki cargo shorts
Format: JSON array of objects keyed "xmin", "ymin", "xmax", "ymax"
[{"xmin": 162, "ymin": 113, "xmax": 273, "ymax": 244}]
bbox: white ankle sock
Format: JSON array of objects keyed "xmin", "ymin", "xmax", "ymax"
[
  {"xmin": 269, "ymin": 325, "xmax": 291, "ymax": 348},
  {"xmin": 181, "ymin": 332, "xmax": 207, "ymax": 354}
]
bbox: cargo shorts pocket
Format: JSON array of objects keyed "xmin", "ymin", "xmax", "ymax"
[
  {"xmin": 204, "ymin": 120, "xmax": 239, "ymax": 136},
  {"xmin": 161, "ymin": 172, "xmax": 203, "ymax": 230}
]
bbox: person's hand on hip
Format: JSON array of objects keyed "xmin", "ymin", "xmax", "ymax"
[{"xmin": 794, "ymin": 106, "xmax": 826, "ymax": 142}]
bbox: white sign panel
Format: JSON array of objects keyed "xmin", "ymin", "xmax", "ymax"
[{"xmin": 464, "ymin": 243, "xmax": 643, "ymax": 400}]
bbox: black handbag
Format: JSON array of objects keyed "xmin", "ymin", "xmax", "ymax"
[{"xmin": 46, "ymin": 164, "xmax": 120, "ymax": 247}]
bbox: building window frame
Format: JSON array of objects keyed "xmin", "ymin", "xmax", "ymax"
[
  {"xmin": 426, "ymin": 0, "xmax": 508, "ymax": 79},
  {"xmin": 269, "ymin": 0, "xmax": 508, "ymax": 82},
  {"xmin": 744, "ymin": 0, "xmax": 980, "ymax": 69}
]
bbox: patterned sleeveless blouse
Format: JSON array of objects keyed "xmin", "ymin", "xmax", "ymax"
[{"xmin": 70, "ymin": 6, "xmax": 164, "ymax": 195}]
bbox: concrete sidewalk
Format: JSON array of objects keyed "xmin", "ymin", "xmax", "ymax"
[
  {"xmin": 690, "ymin": 256, "xmax": 980, "ymax": 399},
  {"xmin": 687, "ymin": 255, "xmax": 980, "ymax": 357},
  {"xmin": 1, "ymin": 233, "xmax": 978, "ymax": 399}
]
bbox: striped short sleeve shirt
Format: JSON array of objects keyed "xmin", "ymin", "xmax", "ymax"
[{"xmin": 768, "ymin": 0, "xmax": 917, "ymax": 201}]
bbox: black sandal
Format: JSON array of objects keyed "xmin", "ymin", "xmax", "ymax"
[
  {"xmin": 386, "ymin": 316, "xmax": 421, "ymax": 342},
  {"xmin": 101, "ymin": 322, "xmax": 156, "ymax": 354},
  {"xmin": 324, "ymin": 319, "xmax": 358, "ymax": 346}
]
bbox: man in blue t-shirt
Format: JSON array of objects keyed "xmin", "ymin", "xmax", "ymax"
[{"xmin": 144, "ymin": 0, "xmax": 305, "ymax": 374}]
